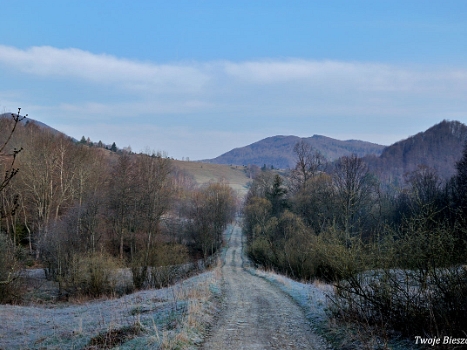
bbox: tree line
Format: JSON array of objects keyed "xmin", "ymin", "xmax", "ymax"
[
  {"xmin": 243, "ymin": 139, "xmax": 467, "ymax": 341},
  {"xmin": 0, "ymin": 113, "xmax": 237, "ymax": 301}
]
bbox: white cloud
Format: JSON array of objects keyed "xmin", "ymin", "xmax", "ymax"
[
  {"xmin": 0, "ymin": 45, "xmax": 208, "ymax": 94},
  {"xmin": 222, "ymin": 59, "xmax": 423, "ymax": 93},
  {"xmin": 1, "ymin": 45, "xmax": 467, "ymax": 158},
  {"xmin": 1, "ymin": 45, "xmax": 466, "ymax": 104}
]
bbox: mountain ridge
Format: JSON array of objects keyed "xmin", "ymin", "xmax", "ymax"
[
  {"xmin": 206, "ymin": 119, "xmax": 467, "ymax": 184},
  {"xmin": 206, "ymin": 134, "xmax": 385, "ymax": 169}
]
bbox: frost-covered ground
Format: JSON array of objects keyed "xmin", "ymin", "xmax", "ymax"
[
  {"xmin": 248, "ymin": 269, "xmax": 418, "ymax": 350},
  {"xmin": 247, "ymin": 268, "xmax": 335, "ymax": 339},
  {"xmin": 0, "ymin": 270, "xmax": 221, "ymax": 349},
  {"xmin": 204, "ymin": 225, "xmax": 330, "ymax": 349}
]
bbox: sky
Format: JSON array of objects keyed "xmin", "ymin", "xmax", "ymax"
[{"xmin": 1, "ymin": 1, "xmax": 467, "ymax": 160}]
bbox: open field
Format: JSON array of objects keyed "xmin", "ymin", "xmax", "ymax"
[{"xmin": 173, "ymin": 160, "xmax": 251, "ymax": 196}]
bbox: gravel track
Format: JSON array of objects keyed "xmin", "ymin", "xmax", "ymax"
[{"xmin": 203, "ymin": 225, "xmax": 328, "ymax": 350}]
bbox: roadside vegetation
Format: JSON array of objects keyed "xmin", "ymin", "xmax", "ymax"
[
  {"xmin": 243, "ymin": 139, "xmax": 467, "ymax": 347},
  {"xmin": 0, "ymin": 111, "xmax": 237, "ymax": 303}
]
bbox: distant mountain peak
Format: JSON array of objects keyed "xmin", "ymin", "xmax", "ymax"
[
  {"xmin": 206, "ymin": 120, "xmax": 467, "ymax": 179},
  {"xmin": 206, "ymin": 134, "xmax": 385, "ymax": 169}
]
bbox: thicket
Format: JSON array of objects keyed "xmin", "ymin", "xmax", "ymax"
[
  {"xmin": 0, "ymin": 114, "xmax": 237, "ymax": 301},
  {"xmin": 243, "ymin": 139, "xmax": 467, "ymax": 342}
]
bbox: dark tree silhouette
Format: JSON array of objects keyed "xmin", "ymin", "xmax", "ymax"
[
  {"xmin": 0, "ymin": 108, "xmax": 25, "ymax": 193},
  {"xmin": 266, "ymin": 174, "xmax": 288, "ymax": 216}
]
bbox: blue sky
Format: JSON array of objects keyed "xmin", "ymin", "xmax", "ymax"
[{"xmin": 1, "ymin": 1, "xmax": 467, "ymax": 159}]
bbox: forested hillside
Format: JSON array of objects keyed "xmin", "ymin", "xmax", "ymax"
[
  {"xmin": 0, "ymin": 112, "xmax": 62, "ymax": 136},
  {"xmin": 365, "ymin": 120, "xmax": 467, "ymax": 185},
  {"xmin": 208, "ymin": 120, "xmax": 467, "ymax": 190}
]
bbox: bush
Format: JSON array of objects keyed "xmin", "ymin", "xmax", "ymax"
[
  {"xmin": 330, "ymin": 266, "xmax": 467, "ymax": 338},
  {"xmin": 60, "ymin": 252, "xmax": 122, "ymax": 297},
  {"xmin": 131, "ymin": 243, "xmax": 190, "ymax": 289},
  {"xmin": 309, "ymin": 226, "xmax": 369, "ymax": 282},
  {"xmin": 328, "ymin": 220, "xmax": 467, "ymax": 340},
  {"xmin": 87, "ymin": 323, "xmax": 142, "ymax": 349},
  {"xmin": 247, "ymin": 237, "xmax": 276, "ymax": 269},
  {"xmin": 0, "ymin": 234, "xmax": 23, "ymax": 303}
]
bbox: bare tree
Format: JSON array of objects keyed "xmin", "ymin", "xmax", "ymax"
[
  {"xmin": 292, "ymin": 172, "xmax": 336, "ymax": 233},
  {"xmin": 333, "ymin": 154, "xmax": 377, "ymax": 242},
  {"xmin": 134, "ymin": 152, "xmax": 173, "ymax": 267},
  {"xmin": 188, "ymin": 181, "xmax": 236, "ymax": 261},
  {"xmin": 71, "ymin": 146, "xmax": 108, "ymax": 253},
  {"xmin": 404, "ymin": 165, "xmax": 443, "ymax": 216},
  {"xmin": 107, "ymin": 152, "xmax": 136, "ymax": 260},
  {"xmin": 18, "ymin": 129, "xmax": 78, "ymax": 258},
  {"xmin": 290, "ymin": 140, "xmax": 325, "ymax": 193}
]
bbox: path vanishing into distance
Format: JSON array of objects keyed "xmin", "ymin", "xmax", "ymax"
[{"xmin": 203, "ymin": 224, "xmax": 328, "ymax": 350}]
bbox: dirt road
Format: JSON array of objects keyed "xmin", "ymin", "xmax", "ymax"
[{"xmin": 203, "ymin": 225, "xmax": 327, "ymax": 350}]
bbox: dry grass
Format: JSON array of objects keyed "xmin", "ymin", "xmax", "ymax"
[
  {"xmin": 160, "ymin": 259, "xmax": 223, "ymax": 349},
  {"xmin": 313, "ymin": 278, "xmax": 334, "ymax": 293},
  {"xmin": 173, "ymin": 159, "xmax": 250, "ymax": 195},
  {"xmin": 85, "ymin": 323, "xmax": 142, "ymax": 349}
]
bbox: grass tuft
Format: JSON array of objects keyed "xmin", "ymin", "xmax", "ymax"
[{"xmin": 85, "ymin": 323, "xmax": 143, "ymax": 349}]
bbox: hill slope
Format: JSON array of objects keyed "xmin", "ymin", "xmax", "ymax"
[
  {"xmin": 173, "ymin": 160, "xmax": 251, "ymax": 195},
  {"xmin": 365, "ymin": 120, "xmax": 467, "ymax": 184},
  {"xmin": 0, "ymin": 112, "xmax": 64, "ymax": 136},
  {"xmin": 207, "ymin": 135, "xmax": 385, "ymax": 169}
]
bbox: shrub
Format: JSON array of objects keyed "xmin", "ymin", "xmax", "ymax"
[
  {"xmin": 311, "ymin": 226, "xmax": 368, "ymax": 282},
  {"xmin": 328, "ymin": 220, "xmax": 467, "ymax": 340},
  {"xmin": 247, "ymin": 237, "xmax": 276, "ymax": 269},
  {"xmin": 131, "ymin": 243, "xmax": 190, "ymax": 289},
  {"xmin": 330, "ymin": 266, "xmax": 467, "ymax": 338},
  {"xmin": 87, "ymin": 323, "xmax": 142, "ymax": 349},
  {"xmin": 61, "ymin": 252, "xmax": 122, "ymax": 297},
  {"xmin": 0, "ymin": 234, "xmax": 23, "ymax": 303}
]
